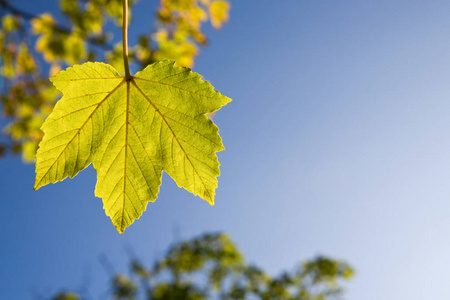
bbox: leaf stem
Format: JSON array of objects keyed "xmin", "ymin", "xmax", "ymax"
[{"xmin": 122, "ymin": 0, "xmax": 131, "ymax": 80}]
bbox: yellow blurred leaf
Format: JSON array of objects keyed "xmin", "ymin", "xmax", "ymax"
[
  {"xmin": 49, "ymin": 63, "xmax": 61, "ymax": 77},
  {"xmin": 2, "ymin": 15, "xmax": 20, "ymax": 33},
  {"xmin": 154, "ymin": 29, "xmax": 169, "ymax": 42},
  {"xmin": 22, "ymin": 140, "xmax": 38, "ymax": 162},
  {"xmin": 17, "ymin": 44, "xmax": 36, "ymax": 74},
  {"xmin": 2, "ymin": 51, "xmax": 15, "ymax": 78},
  {"xmin": 209, "ymin": 1, "xmax": 230, "ymax": 29},
  {"xmin": 66, "ymin": 34, "xmax": 87, "ymax": 64},
  {"xmin": 31, "ymin": 13, "xmax": 55, "ymax": 34}
]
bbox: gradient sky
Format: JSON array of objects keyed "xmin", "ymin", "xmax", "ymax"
[{"xmin": 2, "ymin": 0, "xmax": 450, "ymax": 299}]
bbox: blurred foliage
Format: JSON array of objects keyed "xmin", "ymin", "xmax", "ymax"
[
  {"xmin": 50, "ymin": 233, "xmax": 354, "ymax": 300},
  {"xmin": 0, "ymin": 0, "xmax": 230, "ymax": 161}
]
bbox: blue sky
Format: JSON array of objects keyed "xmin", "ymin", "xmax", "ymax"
[{"xmin": 3, "ymin": 0, "xmax": 450, "ymax": 299}]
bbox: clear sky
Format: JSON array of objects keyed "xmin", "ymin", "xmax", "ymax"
[{"xmin": 2, "ymin": 0, "xmax": 450, "ymax": 299}]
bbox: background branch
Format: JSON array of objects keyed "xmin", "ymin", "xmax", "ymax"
[{"xmin": 0, "ymin": 0, "xmax": 113, "ymax": 50}]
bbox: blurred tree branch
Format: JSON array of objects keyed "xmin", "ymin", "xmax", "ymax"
[{"xmin": 0, "ymin": 0, "xmax": 113, "ymax": 50}]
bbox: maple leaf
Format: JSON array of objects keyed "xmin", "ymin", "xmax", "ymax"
[{"xmin": 34, "ymin": 60, "xmax": 231, "ymax": 233}]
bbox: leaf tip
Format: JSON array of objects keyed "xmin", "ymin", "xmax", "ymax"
[
  {"xmin": 33, "ymin": 178, "xmax": 42, "ymax": 191},
  {"xmin": 204, "ymin": 194, "xmax": 215, "ymax": 206},
  {"xmin": 225, "ymin": 95, "xmax": 232, "ymax": 104}
]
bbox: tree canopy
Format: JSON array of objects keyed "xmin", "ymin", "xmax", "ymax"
[{"xmin": 50, "ymin": 233, "xmax": 354, "ymax": 300}]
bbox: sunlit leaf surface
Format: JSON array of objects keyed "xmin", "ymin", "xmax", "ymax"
[{"xmin": 34, "ymin": 61, "xmax": 231, "ymax": 233}]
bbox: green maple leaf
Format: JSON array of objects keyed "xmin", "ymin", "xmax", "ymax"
[{"xmin": 34, "ymin": 60, "xmax": 231, "ymax": 233}]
